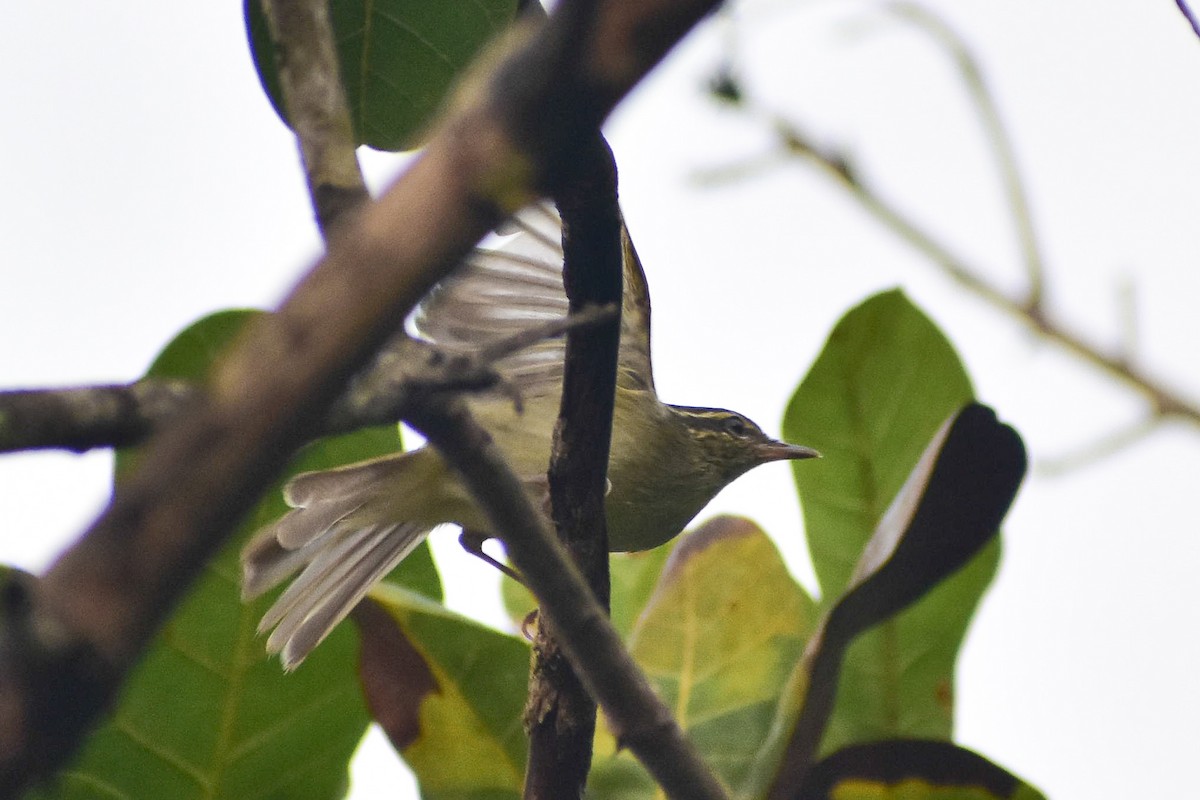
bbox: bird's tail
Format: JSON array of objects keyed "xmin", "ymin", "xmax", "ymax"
[{"xmin": 242, "ymin": 452, "xmax": 435, "ymax": 670}]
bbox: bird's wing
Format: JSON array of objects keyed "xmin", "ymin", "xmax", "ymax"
[
  {"xmin": 412, "ymin": 203, "xmax": 655, "ymax": 397},
  {"xmin": 617, "ymin": 225, "xmax": 654, "ymax": 392}
]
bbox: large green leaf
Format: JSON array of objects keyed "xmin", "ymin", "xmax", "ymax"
[
  {"xmin": 783, "ymin": 290, "xmax": 999, "ymax": 754},
  {"xmin": 588, "ymin": 516, "xmax": 818, "ymax": 799},
  {"xmin": 762, "ymin": 404, "xmax": 1025, "ymax": 798},
  {"xmin": 27, "ymin": 309, "xmax": 438, "ymax": 800},
  {"xmin": 246, "ymin": 0, "xmax": 518, "ymax": 151},
  {"xmin": 361, "ymin": 583, "xmax": 530, "ymax": 800}
]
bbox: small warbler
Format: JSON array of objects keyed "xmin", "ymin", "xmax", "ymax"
[{"xmin": 243, "ymin": 205, "xmax": 818, "ymax": 668}]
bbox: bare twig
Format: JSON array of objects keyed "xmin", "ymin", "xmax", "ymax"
[
  {"xmin": 699, "ymin": 4, "xmax": 1200, "ymax": 462},
  {"xmin": 0, "ymin": 0, "xmax": 720, "ymax": 791},
  {"xmin": 887, "ymin": 2, "xmax": 1046, "ymax": 311},
  {"xmin": 783, "ymin": 118, "xmax": 1200, "ymax": 425},
  {"xmin": 1037, "ymin": 415, "xmax": 1163, "ymax": 476},
  {"xmin": 1177, "ymin": 0, "xmax": 1200, "ymax": 41}
]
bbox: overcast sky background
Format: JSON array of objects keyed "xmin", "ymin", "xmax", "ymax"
[{"xmin": 3, "ymin": 1, "xmax": 1199, "ymax": 798}]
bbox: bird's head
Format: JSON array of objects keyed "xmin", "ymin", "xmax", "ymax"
[{"xmin": 669, "ymin": 405, "xmax": 820, "ymax": 486}]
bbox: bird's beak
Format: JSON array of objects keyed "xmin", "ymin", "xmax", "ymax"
[{"xmin": 757, "ymin": 440, "xmax": 821, "ymax": 463}]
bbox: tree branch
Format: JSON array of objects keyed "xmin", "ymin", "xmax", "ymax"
[
  {"xmin": 0, "ymin": 308, "xmax": 615, "ymax": 455},
  {"xmin": 258, "ymin": 0, "xmax": 369, "ymax": 236},
  {"xmin": 524, "ymin": 135, "xmax": 623, "ymax": 799},
  {"xmin": 405, "ymin": 395, "xmax": 730, "ymax": 800},
  {"xmin": 887, "ymin": 2, "xmax": 1046, "ymax": 311},
  {"xmin": 1176, "ymin": 0, "xmax": 1200, "ymax": 41},
  {"xmin": 0, "ymin": 0, "xmax": 720, "ymax": 792}
]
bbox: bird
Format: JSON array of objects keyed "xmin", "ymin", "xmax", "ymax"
[{"xmin": 242, "ymin": 204, "xmax": 819, "ymax": 669}]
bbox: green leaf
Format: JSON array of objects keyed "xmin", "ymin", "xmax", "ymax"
[
  {"xmin": 799, "ymin": 740, "xmax": 1046, "ymax": 800},
  {"xmin": 245, "ymin": 0, "xmax": 519, "ymax": 151},
  {"xmin": 782, "ymin": 290, "xmax": 999, "ymax": 754},
  {"xmin": 588, "ymin": 516, "xmax": 818, "ymax": 798},
  {"xmin": 363, "ymin": 583, "xmax": 530, "ymax": 800},
  {"xmin": 27, "ymin": 309, "xmax": 438, "ymax": 799},
  {"xmin": 609, "ymin": 545, "xmax": 675, "ymax": 640},
  {"xmin": 764, "ymin": 405, "xmax": 1025, "ymax": 796}
]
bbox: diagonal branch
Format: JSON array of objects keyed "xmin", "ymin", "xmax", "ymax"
[
  {"xmin": 405, "ymin": 395, "xmax": 729, "ymax": 800},
  {"xmin": 779, "ymin": 117, "xmax": 1200, "ymax": 425},
  {"xmin": 886, "ymin": 2, "xmax": 1047, "ymax": 310},
  {"xmin": 0, "ymin": 0, "xmax": 720, "ymax": 792}
]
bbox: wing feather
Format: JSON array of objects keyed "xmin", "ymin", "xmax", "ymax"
[{"xmin": 413, "ymin": 203, "xmax": 655, "ymax": 396}]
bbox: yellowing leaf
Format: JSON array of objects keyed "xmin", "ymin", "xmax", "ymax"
[
  {"xmin": 590, "ymin": 516, "xmax": 816, "ymax": 795},
  {"xmin": 364, "ymin": 583, "xmax": 529, "ymax": 800}
]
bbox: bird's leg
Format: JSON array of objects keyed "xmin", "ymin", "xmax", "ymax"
[
  {"xmin": 458, "ymin": 529, "xmax": 540, "ymax": 639},
  {"xmin": 458, "ymin": 529, "xmax": 524, "ymax": 584}
]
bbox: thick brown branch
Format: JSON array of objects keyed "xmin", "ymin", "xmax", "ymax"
[{"xmin": 0, "ymin": 0, "xmax": 720, "ymax": 792}]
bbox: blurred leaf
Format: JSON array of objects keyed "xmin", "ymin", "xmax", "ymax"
[
  {"xmin": 588, "ymin": 516, "xmax": 817, "ymax": 798},
  {"xmin": 245, "ymin": 0, "xmax": 518, "ymax": 151},
  {"xmin": 783, "ymin": 290, "xmax": 1000, "ymax": 753},
  {"xmin": 26, "ymin": 309, "xmax": 437, "ymax": 799},
  {"xmin": 799, "ymin": 740, "xmax": 1046, "ymax": 800},
  {"xmin": 364, "ymin": 583, "xmax": 529, "ymax": 800}
]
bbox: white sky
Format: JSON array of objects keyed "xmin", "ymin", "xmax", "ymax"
[{"xmin": 2, "ymin": 1, "xmax": 1199, "ymax": 798}]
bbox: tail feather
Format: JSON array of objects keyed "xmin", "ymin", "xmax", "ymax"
[
  {"xmin": 273, "ymin": 499, "xmax": 364, "ymax": 551},
  {"xmin": 241, "ymin": 450, "xmax": 443, "ymax": 669},
  {"xmin": 266, "ymin": 522, "xmax": 431, "ymax": 670},
  {"xmin": 241, "ymin": 526, "xmax": 309, "ymax": 600},
  {"xmin": 256, "ymin": 521, "xmax": 378, "ymax": 635},
  {"xmin": 282, "ymin": 454, "xmax": 410, "ymax": 516}
]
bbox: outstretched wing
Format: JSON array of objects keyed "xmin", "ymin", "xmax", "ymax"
[{"xmin": 412, "ymin": 203, "xmax": 655, "ymax": 396}]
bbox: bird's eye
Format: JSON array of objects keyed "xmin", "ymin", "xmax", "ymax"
[{"xmin": 723, "ymin": 416, "xmax": 750, "ymax": 437}]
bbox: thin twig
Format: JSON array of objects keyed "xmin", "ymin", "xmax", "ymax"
[
  {"xmin": 782, "ymin": 121, "xmax": 1200, "ymax": 426},
  {"xmin": 698, "ymin": 5, "xmax": 1200, "ymax": 461},
  {"xmin": 1177, "ymin": 0, "xmax": 1200, "ymax": 41},
  {"xmin": 1037, "ymin": 415, "xmax": 1163, "ymax": 476},
  {"xmin": 886, "ymin": 2, "xmax": 1046, "ymax": 311}
]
